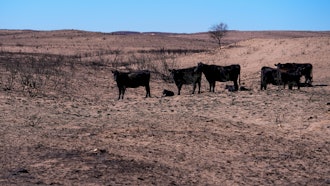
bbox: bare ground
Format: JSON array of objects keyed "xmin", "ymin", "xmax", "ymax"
[{"xmin": 0, "ymin": 30, "xmax": 329, "ymax": 185}]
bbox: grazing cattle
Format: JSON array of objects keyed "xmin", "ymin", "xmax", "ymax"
[
  {"xmin": 162, "ymin": 89, "xmax": 174, "ymax": 97},
  {"xmin": 260, "ymin": 66, "xmax": 302, "ymax": 90},
  {"xmin": 197, "ymin": 62, "xmax": 241, "ymax": 92},
  {"xmin": 169, "ymin": 66, "xmax": 202, "ymax": 95},
  {"xmin": 112, "ymin": 70, "xmax": 151, "ymax": 99},
  {"xmin": 275, "ymin": 63, "xmax": 313, "ymax": 85}
]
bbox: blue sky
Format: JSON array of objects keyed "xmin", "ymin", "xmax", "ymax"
[{"xmin": 1, "ymin": 0, "xmax": 330, "ymax": 33}]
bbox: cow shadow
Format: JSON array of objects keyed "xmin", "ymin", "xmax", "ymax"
[{"xmin": 300, "ymin": 83, "xmax": 328, "ymax": 87}]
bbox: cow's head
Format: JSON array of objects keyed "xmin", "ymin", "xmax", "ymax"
[
  {"xmin": 274, "ymin": 63, "xmax": 282, "ymax": 67},
  {"xmin": 168, "ymin": 69, "xmax": 177, "ymax": 76},
  {"xmin": 197, "ymin": 62, "xmax": 204, "ymax": 68},
  {"xmin": 195, "ymin": 62, "xmax": 204, "ymax": 72},
  {"xmin": 111, "ymin": 70, "xmax": 119, "ymax": 81},
  {"xmin": 275, "ymin": 63, "xmax": 290, "ymax": 73}
]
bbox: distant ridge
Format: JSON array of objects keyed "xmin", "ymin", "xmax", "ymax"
[
  {"xmin": 110, "ymin": 31, "xmax": 188, "ymax": 35},
  {"xmin": 110, "ymin": 31, "xmax": 141, "ymax": 35}
]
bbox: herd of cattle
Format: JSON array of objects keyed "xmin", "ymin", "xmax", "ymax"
[{"xmin": 111, "ymin": 62, "xmax": 313, "ymax": 99}]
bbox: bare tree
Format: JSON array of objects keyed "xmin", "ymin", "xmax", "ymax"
[{"xmin": 209, "ymin": 22, "xmax": 228, "ymax": 49}]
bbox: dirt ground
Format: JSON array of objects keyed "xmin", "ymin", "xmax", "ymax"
[{"xmin": 0, "ymin": 30, "xmax": 329, "ymax": 185}]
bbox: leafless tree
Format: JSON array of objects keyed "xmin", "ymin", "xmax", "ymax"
[{"xmin": 209, "ymin": 22, "xmax": 228, "ymax": 49}]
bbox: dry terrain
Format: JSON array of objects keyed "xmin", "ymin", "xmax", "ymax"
[{"xmin": 0, "ymin": 30, "xmax": 330, "ymax": 185}]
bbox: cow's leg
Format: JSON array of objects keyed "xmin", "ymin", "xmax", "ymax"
[
  {"xmin": 211, "ymin": 81, "xmax": 216, "ymax": 92},
  {"xmin": 145, "ymin": 84, "xmax": 151, "ymax": 97},
  {"xmin": 211, "ymin": 82, "xmax": 214, "ymax": 92},
  {"xmin": 260, "ymin": 82, "xmax": 265, "ymax": 90},
  {"xmin": 177, "ymin": 84, "xmax": 182, "ymax": 95},
  {"xmin": 121, "ymin": 88, "xmax": 126, "ymax": 99},
  {"xmin": 118, "ymin": 87, "xmax": 122, "ymax": 100},
  {"xmin": 197, "ymin": 81, "xmax": 201, "ymax": 93},
  {"xmin": 297, "ymin": 80, "xmax": 300, "ymax": 89},
  {"xmin": 288, "ymin": 82, "xmax": 293, "ymax": 90},
  {"xmin": 208, "ymin": 82, "xmax": 212, "ymax": 92},
  {"xmin": 261, "ymin": 75, "xmax": 266, "ymax": 90},
  {"xmin": 192, "ymin": 83, "xmax": 196, "ymax": 94},
  {"xmin": 261, "ymin": 80, "xmax": 268, "ymax": 90},
  {"xmin": 234, "ymin": 80, "xmax": 239, "ymax": 91}
]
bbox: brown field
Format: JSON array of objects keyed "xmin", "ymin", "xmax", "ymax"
[{"xmin": 0, "ymin": 30, "xmax": 329, "ymax": 185}]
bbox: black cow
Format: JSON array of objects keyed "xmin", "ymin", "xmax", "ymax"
[
  {"xmin": 197, "ymin": 62, "xmax": 241, "ymax": 92},
  {"xmin": 275, "ymin": 63, "xmax": 313, "ymax": 85},
  {"xmin": 260, "ymin": 66, "xmax": 302, "ymax": 90},
  {"xmin": 112, "ymin": 70, "xmax": 151, "ymax": 99},
  {"xmin": 280, "ymin": 67, "xmax": 302, "ymax": 89},
  {"xmin": 168, "ymin": 66, "xmax": 202, "ymax": 95},
  {"xmin": 260, "ymin": 67, "xmax": 279, "ymax": 90}
]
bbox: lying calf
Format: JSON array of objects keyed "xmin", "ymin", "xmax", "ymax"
[{"xmin": 162, "ymin": 89, "xmax": 175, "ymax": 97}]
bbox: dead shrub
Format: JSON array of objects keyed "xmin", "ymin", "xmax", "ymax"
[
  {"xmin": 108, "ymin": 51, "xmax": 178, "ymax": 83},
  {"xmin": 153, "ymin": 53, "xmax": 178, "ymax": 82},
  {"xmin": 0, "ymin": 52, "xmax": 76, "ymax": 96},
  {"xmin": 1, "ymin": 60, "xmax": 19, "ymax": 91}
]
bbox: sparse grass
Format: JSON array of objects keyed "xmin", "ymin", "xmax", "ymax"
[
  {"xmin": 0, "ymin": 30, "xmax": 329, "ymax": 186},
  {"xmin": 0, "ymin": 52, "xmax": 77, "ymax": 97},
  {"xmin": 27, "ymin": 114, "xmax": 42, "ymax": 127},
  {"xmin": 246, "ymin": 46, "xmax": 258, "ymax": 55}
]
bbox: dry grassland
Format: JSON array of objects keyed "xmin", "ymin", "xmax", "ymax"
[{"xmin": 0, "ymin": 30, "xmax": 329, "ymax": 185}]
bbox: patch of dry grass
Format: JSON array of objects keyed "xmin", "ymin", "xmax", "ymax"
[{"xmin": 0, "ymin": 30, "xmax": 329, "ymax": 185}]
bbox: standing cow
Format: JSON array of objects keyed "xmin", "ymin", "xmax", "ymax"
[
  {"xmin": 260, "ymin": 66, "xmax": 279, "ymax": 90},
  {"xmin": 112, "ymin": 70, "xmax": 151, "ymax": 99},
  {"xmin": 168, "ymin": 66, "xmax": 202, "ymax": 95},
  {"xmin": 280, "ymin": 67, "xmax": 303, "ymax": 89},
  {"xmin": 197, "ymin": 62, "xmax": 241, "ymax": 92}
]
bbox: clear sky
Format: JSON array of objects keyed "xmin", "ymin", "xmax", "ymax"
[{"xmin": 1, "ymin": 0, "xmax": 330, "ymax": 33}]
